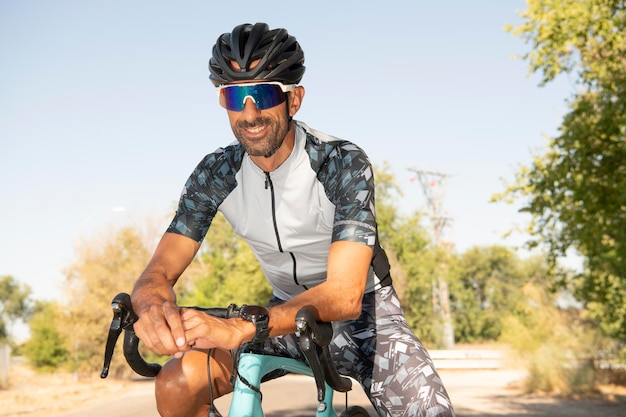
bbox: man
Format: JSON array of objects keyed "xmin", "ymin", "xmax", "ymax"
[{"xmin": 131, "ymin": 22, "xmax": 455, "ymax": 417}]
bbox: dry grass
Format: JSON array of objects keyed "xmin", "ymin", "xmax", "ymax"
[{"xmin": 0, "ymin": 359, "xmax": 134, "ymax": 417}]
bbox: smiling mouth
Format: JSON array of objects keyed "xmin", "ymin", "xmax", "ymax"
[{"xmin": 246, "ymin": 125, "xmax": 266, "ymax": 134}]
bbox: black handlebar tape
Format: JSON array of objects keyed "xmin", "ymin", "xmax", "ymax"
[
  {"xmin": 185, "ymin": 306, "xmax": 232, "ymax": 318},
  {"xmin": 320, "ymin": 344, "xmax": 352, "ymax": 393},
  {"xmin": 295, "ymin": 307, "xmax": 352, "ymax": 393},
  {"xmin": 118, "ymin": 305, "xmax": 232, "ymax": 378}
]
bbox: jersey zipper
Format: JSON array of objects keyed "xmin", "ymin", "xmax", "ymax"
[{"xmin": 264, "ymin": 171, "xmax": 306, "ymax": 289}]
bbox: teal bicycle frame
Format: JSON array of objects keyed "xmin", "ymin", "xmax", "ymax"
[{"xmin": 230, "ymin": 352, "xmax": 339, "ymax": 417}]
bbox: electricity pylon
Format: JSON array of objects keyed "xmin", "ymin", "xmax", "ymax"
[{"xmin": 408, "ymin": 168, "xmax": 455, "ymax": 349}]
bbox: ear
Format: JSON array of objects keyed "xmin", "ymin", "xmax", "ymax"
[{"xmin": 287, "ymin": 86, "xmax": 305, "ymax": 117}]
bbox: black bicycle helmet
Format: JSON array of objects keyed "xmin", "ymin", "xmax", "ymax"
[{"xmin": 209, "ymin": 23, "xmax": 305, "ymax": 86}]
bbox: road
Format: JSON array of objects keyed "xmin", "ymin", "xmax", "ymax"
[
  {"xmin": 51, "ymin": 369, "xmax": 625, "ymax": 417},
  {"xmin": 51, "ymin": 374, "xmax": 376, "ymax": 417}
]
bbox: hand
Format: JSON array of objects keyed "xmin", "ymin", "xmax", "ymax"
[
  {"xmin": 180, "ymin": 308, "xmax": 251, "ymax": 350},
  {"xmin": 132, "ymin": 299, "xmax": 188, "ymax": 357}
]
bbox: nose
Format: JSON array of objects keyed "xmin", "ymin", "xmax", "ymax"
[{"xmin": 240, "ymin": 97, "xmax": 261, "ymax": 120}]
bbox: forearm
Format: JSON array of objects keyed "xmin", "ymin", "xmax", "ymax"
[
  {"xmin": 267, "ymin": 282, "xmax": 364, "ymax": 336},
  {"xmin": 265, "ymin": 241, "xmax": 372, "ymax": 337},
  {"xmin": 131, "ymin": 232, "xmax": 199, "ymax": 316}
]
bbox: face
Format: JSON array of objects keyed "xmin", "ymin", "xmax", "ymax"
[
  {"xmin": 223, "ymin": 83, "xmax": 304, "ymax": 159},
  {"xmin": 220, "ymin": 59, "xmax": 304, "ymax": 159},
  {"xmin": 228, "ymin": 95, "xmax": 291, "ymax": 158}
]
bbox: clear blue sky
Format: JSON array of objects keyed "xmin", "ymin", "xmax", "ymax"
[{"xmin": 1, "ymin": 1, "xmax": 574, "ymax": 302}]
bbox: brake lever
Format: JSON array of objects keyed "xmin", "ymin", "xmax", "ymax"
[{"xmin": 101, "ymin": 293, "xmax": 137, "ymax": 378}]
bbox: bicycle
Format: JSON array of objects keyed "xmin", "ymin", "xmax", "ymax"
[{"xmin": 100, "ymin": 292, "xmax": 372, "ymax": 417}]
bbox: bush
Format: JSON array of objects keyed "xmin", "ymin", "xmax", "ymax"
[
  {"xmin": 22, "ymin": 302, "xmax": 69, "ymax": 371},
  {"xmin": 500, "ymin": 283, "xmax": 597, "ymax": 395}
]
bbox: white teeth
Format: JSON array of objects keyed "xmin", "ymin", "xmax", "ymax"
[{"xmin": 248, "ymin": 126, "xmax": 264, "ymax": 133}]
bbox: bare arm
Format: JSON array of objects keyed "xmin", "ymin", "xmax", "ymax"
[
  {"xmin": 131, "ymin": 232, "xmax": 200, "ymax": 356},
  {"xmin": 267, "ymin": 240, "xmax": 372, "ymax": 333},
  {"xmin": 181, "ymin": 240, "xmax": 372, "ymax": 350}
]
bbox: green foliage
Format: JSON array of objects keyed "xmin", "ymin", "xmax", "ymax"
[
  {"xmin": 500, "ymin": 282, "xmax": 597, "ymax": 395},
  {"xmin": 0, "ymin": 275, "xmax": 33, "ymax": 343},
  {"xmin": 63, "ymin": 227, "xmax": 153, "ymax": 375},
  {"xmin": 449, "ymin": 247, "xmax": 536, "ymax": 343},
  {"xmin": 394, "ymin": 219, "xmax": 438, "ymax": 344},
  {"xmin": 373, "ymin": 164, "xmax": 440, "ymax": 344},
  {"xmin": 507, "ymin": 0, "xmax": 626, "ymax": 89},
  {"xmin": 499, "ymin": 0, "xmax": 626, "ymax": 341},
  {"xmin": 22, "ymin": 301, "xmax": 69, "ymax": 371},
  {"xmin": 373, "ymin": 161, "xmax": 405, "ymax": 243}
]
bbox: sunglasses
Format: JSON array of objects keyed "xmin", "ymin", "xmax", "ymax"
[{"xmin": 217, "ymin": 82, "xmax": 296, "ymax": 112}]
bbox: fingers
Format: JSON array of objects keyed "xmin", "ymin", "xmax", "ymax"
[
  {"xmin": 163, "ymin": 301, "xmax": 187, "ymax": 350},
  {"xmin": 180, "ymin": 309, "xmax": 212, "ymax": 348},
  {"xmin": 133, "ymin": 301, "xmax": 187, "ymax": 356},
  {"xmin": 180, "ymin": 310, "xmax": 244, "ymax": 350}
]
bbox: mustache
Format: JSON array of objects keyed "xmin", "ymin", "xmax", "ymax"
[{"xmin": 237, "ymin": 117, "xmax": 273, "ymax": 130}]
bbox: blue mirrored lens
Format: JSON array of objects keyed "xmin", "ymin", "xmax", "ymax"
[{"xmin": 219, "ymin": 84, "xmax": 286, "ymax": 111}]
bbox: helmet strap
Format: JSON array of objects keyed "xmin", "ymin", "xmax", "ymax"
[{"xmin": 285, "ymin": 93, "xmax": 293, "ymax": 124}]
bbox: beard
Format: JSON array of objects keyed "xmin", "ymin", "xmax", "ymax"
[{"xmin": 232, "ymin": 115, "xmax": 290, "ymax": 158}]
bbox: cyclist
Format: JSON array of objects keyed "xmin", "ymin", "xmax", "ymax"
[{"xmin": 130, "ymin": 22, "xmax": 456, "ymax": 417}]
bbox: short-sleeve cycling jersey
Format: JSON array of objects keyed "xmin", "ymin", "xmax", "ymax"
[{"xmin": 167, "ymin": 121, "xmax": 391, "ymax": 300}]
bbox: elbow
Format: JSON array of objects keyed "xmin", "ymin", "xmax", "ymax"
[
  {"xmin": 343, "ymin": 293, "xmax": 363, "ymax": 321},
  {"xmin": 319, "ymin": 290, "xmax": 362, "ymax": 322}
]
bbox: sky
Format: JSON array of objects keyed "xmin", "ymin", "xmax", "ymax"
[{"xmin": 0, "ymin": 1, "xmax": 576, "ymax": 303}]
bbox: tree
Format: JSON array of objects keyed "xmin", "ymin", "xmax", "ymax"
[
  {"xmin": 499, "ymin": 0, "xmax": 626, "ymax": 340},
  {"xmin": 373, "ymin": 164, "xmax": 441, "ymax": 344},
  {"xmin": 373, "ymin": 163, "xmax": 412, "ymax": 303},
  {"xmin": 22, "ymin": 301, "xmax": 69, "ymax": 370},
  {"xmin": 0, "ymin": 275, "xmax": 33, "ymax": 343},
  {"xmin": 449, "ymin": 246, "xmax": 545, "ymax": 343},
  {"xmin": 500, "ymin": 281, "xmax": 598, "ymax": 395},
  {"xmin": 63, "ymin": 227, "xmax": 153, "ymax": 374},
  {"xmin": 32, "ymin": 217, "xmax": 267, "ymax": 374},
  {"xmin": 395, "ymin": 218, "xmax": 440, "ymax": 345}
]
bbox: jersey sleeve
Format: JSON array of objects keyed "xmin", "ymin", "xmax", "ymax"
[
  {"xmin": 321, "ymin": 142, "xmax": 378, "ymax": 248},
  {"xmin": 166, "ymin": 147, "xmax": 240, "ymax": 243}
]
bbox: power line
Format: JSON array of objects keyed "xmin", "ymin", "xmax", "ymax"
[{"xmin": 408, "ymin": 169, "xmax": 453, "ymax": 246}]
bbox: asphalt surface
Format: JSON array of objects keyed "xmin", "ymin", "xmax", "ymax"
[
  {"xmin": 52, "ymin": 374, "xmax": 375, "ymax": 417},
  {"xmin": 51, "ymin": 369, "xmax": 626, "ymax": 417}
]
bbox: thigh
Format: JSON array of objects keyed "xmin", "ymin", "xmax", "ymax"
[{"xmin": 330, "ymin": 286, "xmax": 455, "ymax": 417}]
